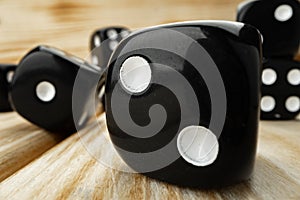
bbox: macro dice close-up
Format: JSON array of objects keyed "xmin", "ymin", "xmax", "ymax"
[
  {"xmin": 0, "ymin": 0, "xmax": 299, "ymax": 200},
  {"xmin": 105, "ymin": 22, "xmax": 261, "ymax": 188}
]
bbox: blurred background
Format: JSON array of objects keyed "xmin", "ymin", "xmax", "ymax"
[
  {"xmin": 0, "ymin": 0, "xmax": 244, "ymax": 63},
  {"xmin": 1, "ymin": 1, "xmax": 300, "ymax": 199}
]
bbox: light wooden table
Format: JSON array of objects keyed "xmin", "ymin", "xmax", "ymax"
[{"xmin": 0, "ymin": 0, "xmax": 299, "ymax": 199}]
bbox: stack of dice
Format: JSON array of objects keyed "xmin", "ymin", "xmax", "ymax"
[{"xmin": 237, "ymin": 0, "xmax": 300, "ymax": 120}]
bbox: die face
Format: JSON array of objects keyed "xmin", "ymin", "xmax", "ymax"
[
  {"xmin": 261, "ymin": 58, "xmax": 300, "ymax": 120},
  {"xmin": 90, "ymin": 27, "xmax": 131, "ymax": 108},
  {"xmin": 105, "ymin": 21, "xmax": 261, "ymax": 187},
  {"xmin": 237, "ymin": 0, "xmax": 300, "ymax": 57},
  {"xmin": 10, "ymin": 46, "xmax": 100, "ymax": 133},
  {"xmin": 90, "ymin": 27, "xmax": 130, "ymax": 68},
  {"xmin": 0, "ymin": 64, "xmax": 17, "ymax": 112}
]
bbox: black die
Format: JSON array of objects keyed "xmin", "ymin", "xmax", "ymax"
[
  {"xmin": 261, "ymin": 58, "xmax": 300, "ymax": 119},
  {"xmin": 10, "ymin": 46, "xmax": 100, "ymax": 133},
  {"xmin": 0, "ymin": 64, "xmax": 16, "ymax": 112},
  {"xmin": 237, "ymin": 0, "xmax": 300, "ymax": 58},
  {"xmin": 105, "ymin": 21, "xmax": 262, "ymax": 188},
  {"xmin": 90, "ymin": 26, "xmax": 130, "ymax": 68}
]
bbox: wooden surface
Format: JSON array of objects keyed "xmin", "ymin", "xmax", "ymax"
[{"xmin": 0, "ymin": 0, "xmax": 299, "ymax": 199}]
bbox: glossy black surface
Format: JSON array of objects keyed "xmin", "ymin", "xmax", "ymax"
[
  {"xmin": 90, "ymin": 26, "xmax": 130, "ymax": 68},
  {"xmin": 10, "ymin": 46, "xmax": 100, "ymax": 133},
  {"xmin": 237, "ymin": 0, "xmax": 300, "ymax": 58},
  {"xmin": 0, "ymin": 64, "xmax": 16, "ymax": 112},
  {"xmin": 261, "ymin": 58, "xmax": 300, "ymax": 120},
  {"xmin": 105, "ymin": 21, "xmax": 262, "ymax": 188},
  {"xmin": 90, "ymin": 26, "xmax": 130, "ymax": 107}
]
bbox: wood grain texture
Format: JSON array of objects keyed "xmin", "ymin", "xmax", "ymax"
[
  {"xmin": 0, "ymin": 112, "xmax": 66, "ymax": 182},
  {"xmin": 0, "ymin": 115, "xmax": 300, "ymax": 200},
  {"xmin": 0, "ymin": 0, "xmax": 299, "ymax": 199}
]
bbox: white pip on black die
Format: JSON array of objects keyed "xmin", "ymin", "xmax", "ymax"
[
  {"xmin": 237, "ymin": 0, "xmax": 300, "ymax": 58},
  {"xmin": 105, "ymin": 21, "xmax": 262, "ymax": 188},
  {"xmin": 10, "ymin": 45, "xmax": 100, "ymax": 133},
  {"xmin": 261, "ymin": 58, "xmax": 300, "ymax": 120},
  {"xmin": 90, "ymin": 26, "xmax": 130, "ymax": 68}
]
